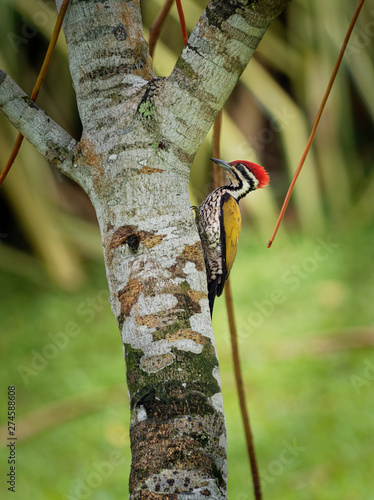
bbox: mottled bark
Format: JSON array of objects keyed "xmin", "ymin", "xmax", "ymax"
[{"xmin": 0, "ymin": 0, "xmax": 290, "ymax": 498}]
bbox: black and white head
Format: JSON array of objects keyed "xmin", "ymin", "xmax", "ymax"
[{"xmin": 210, "ymin": 158, "xmax": 270, "ymax": 200}]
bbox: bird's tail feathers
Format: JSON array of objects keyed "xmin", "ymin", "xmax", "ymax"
[{"xmin": 208, "ymin": 280, "xmax": 219, "ymax": 317}]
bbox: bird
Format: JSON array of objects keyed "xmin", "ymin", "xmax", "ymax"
[{"xmin": 194, "ymin": 158, "xmax": 270, "ymax": 315}]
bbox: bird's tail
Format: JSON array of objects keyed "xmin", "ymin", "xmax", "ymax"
[{"xmin": 208, "ymin": 280, "xmax": 218, "ymax": 317}]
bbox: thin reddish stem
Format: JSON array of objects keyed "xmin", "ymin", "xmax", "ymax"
[
  {"xmin": 175, "ymin": 0, "xmax": 188, "ymax": 46},
  {"xmin": 224, "ymin": 280, "xmax": 262, "ymax": 500},
  {"xmin": 267, "ymin": 0, "xmax": 367, "ymax": 248},
  {"xmin": 149, "ymin": 0, "xmax": 174, "ymax": 58},
  {"xmin": 0, "ymin": 0, "xmax": 71, "ymax": 187},
  {"xmin": 212, "ymin": 111, "xmax": 223, "ymax": 188},
  {"xmin": 0, "ymin": 134, "xmax": 25, "ymax": 187}
]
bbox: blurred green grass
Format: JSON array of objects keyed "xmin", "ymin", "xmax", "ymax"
[{"xmin": 1, "ymin": 225, "xmax": 373, "ymax": 499}]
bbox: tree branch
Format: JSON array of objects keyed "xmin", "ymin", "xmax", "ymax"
[
  {"xmin": 57, "ymin": 0, "xmax": 155, "ymax": 133},
  {"xmin": 156, "ymin": 0, "xmax": 290, "ymax": 155},
  {"xmin": 0, "ymin": 69, "xmax": 89, "ymax": 189}
]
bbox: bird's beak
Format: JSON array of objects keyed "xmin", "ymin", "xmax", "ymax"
[{"xmin": 210, "ymin": 158, "xmax": 231, "ymax": 172}]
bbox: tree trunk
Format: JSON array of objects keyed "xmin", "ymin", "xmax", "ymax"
[{"xmin": 0, "ymin": 0, "xmax": 290, "ymax": 497}]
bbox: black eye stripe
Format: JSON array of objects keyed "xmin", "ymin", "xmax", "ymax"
[
  {"xmin": 215, "ymin": 163, "xmax": 258, "ymax": 201},
  {"xmin": 238, "ymin": 165, "xmax": 255, "ymax": 185},
  {"xmin": 233, "ymin": 167, "xmax": 255, "ymax": 191}
]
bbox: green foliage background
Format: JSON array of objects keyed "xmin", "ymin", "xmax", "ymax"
[{"xmin": 1, "ymin": 0, "xmax": 374, "ymax": 499}]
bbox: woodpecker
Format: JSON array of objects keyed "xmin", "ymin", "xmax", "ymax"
[{"xmin": 195, "ymin": 158, "xmax": 270, "ymax": 315}]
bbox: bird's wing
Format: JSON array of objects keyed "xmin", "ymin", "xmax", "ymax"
[{"xmin": 217, "ymin": 193, "xmax": 241, "ymax": 297}]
